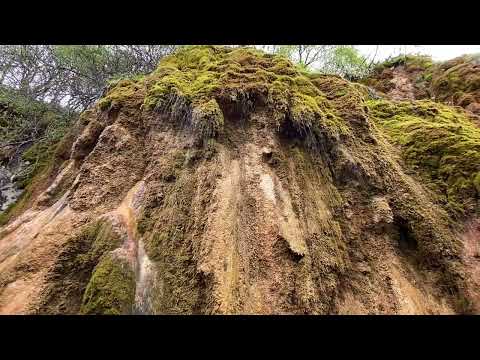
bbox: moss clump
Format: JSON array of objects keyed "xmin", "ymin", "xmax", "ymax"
[
  {"xmin": 80, "ymin": 253, "xmax": 135, "ymax": 315},
  {"xmin": 368, "ymin": 99, "xmax": 480, "ymax": 216},
  {"xmin": 77, "ymin": 220, "xmax": 123, "ymax": 263},
  {"xmin": 36, "ymin": 220, "xmax": 124, "ymax": 314},
  {"xmin": 97, "ymin": 79, "xmax": 146, "ymax": 111},
  {"xmin": 190, "ymin": 99, "xmax": 224, "ymax": 139},
  {"xmin": 99, "ymin": 46, "xmax": 348, "ymax": 143},
  {"xmin": 143, "ymin": 46, "xmax": 223, "ymax": 109}
]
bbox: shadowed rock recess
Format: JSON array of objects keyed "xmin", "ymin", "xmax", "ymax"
[{"xmin": 0, "ymin": 46, "xmax": 479, "ymax": 314}]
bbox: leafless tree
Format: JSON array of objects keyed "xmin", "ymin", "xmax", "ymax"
[{"xmin": 0, "ymin": 45, "xmax": 179, "ymax": 112}]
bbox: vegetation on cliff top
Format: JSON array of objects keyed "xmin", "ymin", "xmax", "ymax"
[
  {"xmin": 99, "ymin": 46, "xmax": 350, "ymax": 141},
  {"xmin": 430, "ymin": 54, "xmax": 480, "ymax": 108},
  {"xmin": 376, "ymin": 54, "xmax": 434, "ymax": 72},
  {"xmin": 0, "ymin": 86, "xmax": 73, "ymax": 168},
  {"xmin": 363, "ymin": 53, "xmax": 480, "ymax": 115},
  {"xmin": 0, "ymin": 45, "xmax": 179, "ymax": 111}
]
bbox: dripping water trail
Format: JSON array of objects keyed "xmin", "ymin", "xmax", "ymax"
[
  {"xmin": 116, "ymin": 181, "xmax": 157, "ymax": 315},
  {"xmin": 133, "ymin": 239, "xmax": 156, "ymax": 315}
]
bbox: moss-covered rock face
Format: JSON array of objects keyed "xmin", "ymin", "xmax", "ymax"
[
  {"xmin": 363, "ymin": 54, "xmax": 480, "ymax": 116},
  {"xmin": 36, "ymin": 219, "xmax": 124, "ymax": 314},
  {"xmin": 5, "ymin": 46, "xmax": 480, "ymax": 315},
  {"xmin": 368, "ymin": 99, "xmax": 480, "ymax": 216},
  {"xmin": 100, "ymin": 46, "xmax": 348, "ymax": 143},
  {"xmin": 363, "ymin": 54, "xmax": 480, "ymax": 218},
  {"xmin": 80, "ymin": 253, "xmax": 135, "ymax": 315},
  {"xmin": 430, "ymin": 54, "xmax": 480, "ymax": 111},
  {"xmin": 97, "ymin": 78, "xmax": 146, "ymax": 111}
]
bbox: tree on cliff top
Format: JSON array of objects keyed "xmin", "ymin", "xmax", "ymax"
[{"xmin": 260, "ymin": 45, "xmax": 371, "ymax": 79}]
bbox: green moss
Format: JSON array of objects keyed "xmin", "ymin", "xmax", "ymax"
[
  {"xmin": 190, "ymin": 99, "xmax": 224, "ymax": 139},
  {"xmin": 82, "ymin": 220, "xmax": 123, "ymax": 262},
  {"xmin": 95, "ymin": 46, "xmax": 351, "ymax": 143},
  {"xmin": 98, "ymin": 79, "xmax": 145, "ymax": 111},
  {"xmin": 35, "ymin": 219, "xmax": 124, "ymax": 314},
  {"xmin": 368, "ymin": 99, "xmax": 480, "ymax": 216},
  {"xmin": 135, "ymin": 145, "xmax": 217, "ymax": 314},
  {"xmin": 473, "ymin": 172, "xmax": 480, "ymax": 193},
  {"xmin": 310, "ymin": 75, "xmax": 371, "ymax": 137},
  {"xmin": 80, "ymin": 253, "xmax": 135, "ymax": 315},
  {"xmin": 142, "ymin": 171, "xmax": 201, "ymax": 314}
]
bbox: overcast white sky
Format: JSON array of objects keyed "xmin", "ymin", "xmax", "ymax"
[{"xmin": 357, "ymin": 45, "xmax": 480, "ymax": 62}]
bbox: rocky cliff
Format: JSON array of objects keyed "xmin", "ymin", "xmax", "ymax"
[{"xmin": 0, "ymin": 46, "xmax": 478, "ymax": 314}]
